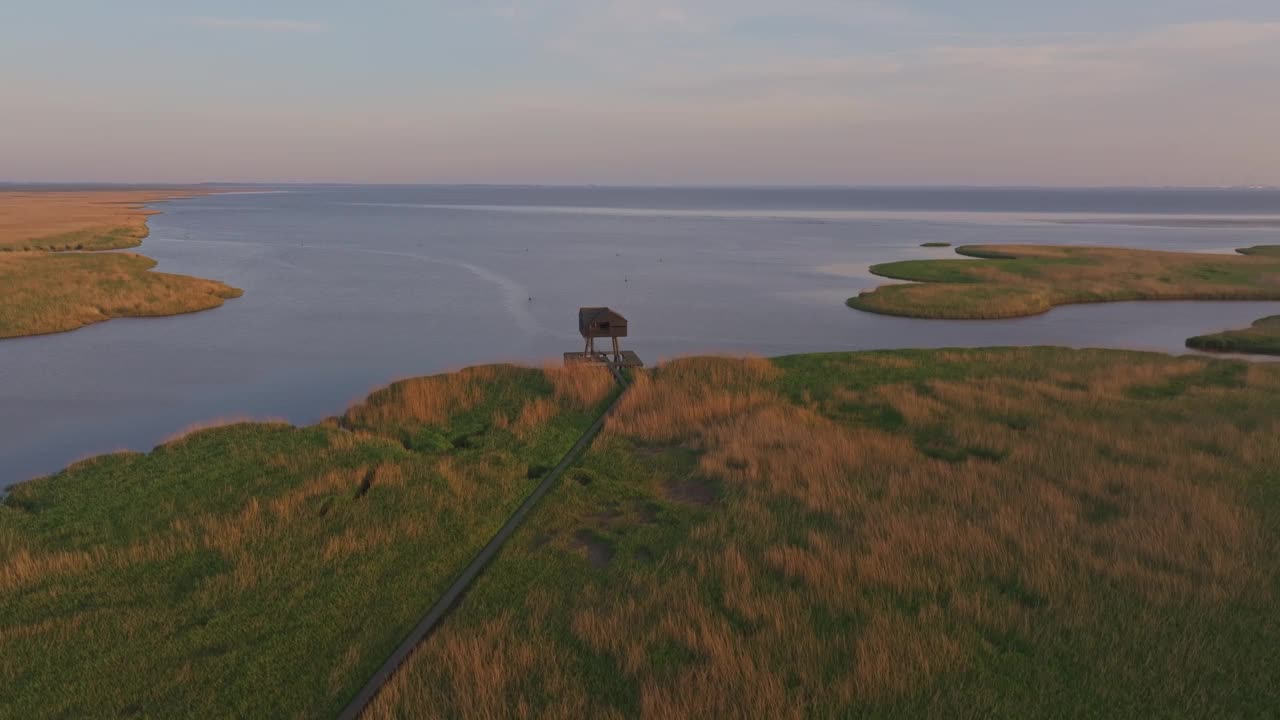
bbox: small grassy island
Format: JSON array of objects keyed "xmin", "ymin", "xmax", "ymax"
[
  {"xmin": 5, "ymin": 350, "xmax": 1279, "ymax": 718},
  {"xmin": 920, "ymin": 241, "xmax": 952, "ymax": 247},
  {"xmin": 1237, "ymin": 245, "xmax": 1280, "ymax": 257},
  {"xmin": 847, "ymin": 244, "xmax": 1280, "ymax": 320},
  {"xmin": 0, "ymin": 190, "xmax": 241, "ymax": 339},
  {"xmin": 1188, "ymin": 315, "xmax": 1280, "ymax": 356}
]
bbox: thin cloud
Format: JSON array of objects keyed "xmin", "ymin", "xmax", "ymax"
[
  {"xmin": 183, "ymin": 16, "xmax": 328, "ymax": 33},
  {"xmin": 645, "ymin": 19, "xmax": 1280, "ymax": 99}
]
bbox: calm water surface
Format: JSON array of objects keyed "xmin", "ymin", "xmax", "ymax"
[{"xmin": 4, "ymin": 186, "xmax": 1280, "ymax": 485}]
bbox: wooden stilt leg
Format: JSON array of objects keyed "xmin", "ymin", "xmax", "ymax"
[{"xmin": 612, "ymin": 336, "xmax": 620, "ymax": 363}]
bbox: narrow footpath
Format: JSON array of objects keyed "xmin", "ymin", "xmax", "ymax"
[{"xmin": 338, "ymin": 366, "xmax": 629, "ymax": 719}]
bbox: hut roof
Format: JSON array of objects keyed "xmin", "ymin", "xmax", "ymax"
[{"xmin": 579, "ymin": 307, "xmax": 628, "ymax": 337}]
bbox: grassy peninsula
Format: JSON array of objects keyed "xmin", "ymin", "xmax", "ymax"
[
  {"xmin": 1188, "ymin": 315, "xmax": 1280, "ymax": 356},
  {"xmin": 847, "ymin": 244, "xmax": 1280, "ymax": 319},
  {"xmin": 0, "ymin": 190, "xmax": 241, "ymax": 339},
  {"xmin": 0, "ymin": 191, "xmax": 189, "ymax": 252},
  {"xmin": 0, "ymin": 365, "xmax": 617, "ymax": 718},
  {"xmin": 5, "ymin": 351, "xmax": 1279, "ymax": 718},
  {"xmin": 1237, "ymin": 245, "xmax": 1280, "ymax": 257}
]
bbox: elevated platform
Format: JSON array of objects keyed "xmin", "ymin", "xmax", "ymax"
[{"xmin": 564, "ymin": 351, "xmax": 644, "ymax": 369}]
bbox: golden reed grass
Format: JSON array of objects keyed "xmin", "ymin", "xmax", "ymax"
[
  {"xmin": 0, "ymin": 190, "xmax": 210, "ymax": 251},
  {"xmin": 373, "ymin": 352, "xmax": 1279, "ymax": 717},
  {"xmin": 0, "ymin": 189, "xmax": 240, "ymax": 339},
  {"xmin": 345, "ymin": 366, "xmax": 503, "ymax": 428},
  {"xmin": 0, "ymin": 251, "xmax": 242, "ymax": 339},
  {"xmin": 544, "ymin": 363, "xmax": 615, "ymax": 409},
  {"xmin": 346, "ymin": 363, "xmax": 612, "ymax": 438}
]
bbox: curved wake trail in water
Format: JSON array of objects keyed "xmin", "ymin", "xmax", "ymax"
[
  {"xmin": 357, "ymin": 249, "xmax": 541, "ymax": 336},
  {"xmin": 150, "ymin": 235, "xmax": 543, "ymax": 336}
]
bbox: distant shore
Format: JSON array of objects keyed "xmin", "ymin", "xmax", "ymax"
[{"xmin": 0, "ymin": 189, "xmax": 241, "ymax": 339}]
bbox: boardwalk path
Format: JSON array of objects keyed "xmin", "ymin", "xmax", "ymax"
[{"xmin": 338, "ymin": 366, "xmax": 629, "ymax": 719}]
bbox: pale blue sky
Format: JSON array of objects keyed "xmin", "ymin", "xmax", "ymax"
[{"xmin": 3, "ymin": 1, "xmax": 1278, "ymax": 185}]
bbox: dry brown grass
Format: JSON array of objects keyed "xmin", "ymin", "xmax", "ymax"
[
  {"xmin": 544, "ymin": 363, "xmax": 616, "ymax": 409},
  {"xmin": 375, "ymin": 351, "xmax": 1280, "ymax": 717},
  {"xmin": 0, "ymin": 190, "xmax": 208, "ymax": 251},
  {"xmin": 513, "ymin": 397, "xmax": 559, "ymax": 439},
  {"xmin": 365, "ymin": 612, "xmax": 597, "ymax": 720},
  {"xmin": 606, "ymin": 356, "xmax": 780, "ymax": 444},
  {"xmin": 344, "ymin": 366, "xmax": 504, "ymax": 428},
  {"xmin": 345, "ymin": 364, "xmax": 613, "ymax": 444},
  {"xmin": 0, "ymin": 251, "xmax": 243, "ymax": 339},
  {"xmin": 0, "ymin": 189, "xmax": 242, "ymax": 338}
]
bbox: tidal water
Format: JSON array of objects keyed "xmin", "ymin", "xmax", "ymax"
[{"xmin": 3, "ymin": 186, "xmax": 1280, "ymax": 485}]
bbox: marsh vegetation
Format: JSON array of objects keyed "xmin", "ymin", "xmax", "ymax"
[
  {"xmin": 0, "ymin": 364, "xmax": 617, "ymax": 718},
  {"xmin": 1187, "ymin": 315, "xmax": 1280, "ymax": 355},
  {"xmin": 0, "ymin": 190, "xmax": 241, "ymax": 338},
  {"xmin": 0, "ymin": 191, "xmax": 193, "ymax": 252},
  {"xmin": 5, "ymin": 350, "xmax": 1279, "ymax": 717},
  {"xmin": 365, "ymin": 350, "xmax": 1280, "ymax": 718},
  {"xmin": 848, "ymin": 244, "xmax": 1280, "ymax": 319},
  {"xmin": 0, "ymin": 251, "xmax": 242, "ymax": 338}
]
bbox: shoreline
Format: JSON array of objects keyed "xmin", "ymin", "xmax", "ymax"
[
  {"xmin": 6, "ymin": 341, "xmax": 1278, "ymax": 491},
  {"xmin": 0, "ymin": 189, "xmax": 242, "ymax": 340}
]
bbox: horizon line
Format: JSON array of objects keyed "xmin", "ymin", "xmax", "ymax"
[{"xmin": 3, "ymin": 181, "xmax": 1277, "ymax": 192}]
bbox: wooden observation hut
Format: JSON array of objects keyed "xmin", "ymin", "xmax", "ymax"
[{"xmin": 565, "ymin": 307, "xmax": 643, "ymax": 368}]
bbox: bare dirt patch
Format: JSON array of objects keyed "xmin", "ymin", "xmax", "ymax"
[
  {"xmin": 663, "ymin": 476, "xmax": 719, "ymax": 507},
  {"xmin": 573, "ymin": 530, "xmax": 615, "ymax": 568}
]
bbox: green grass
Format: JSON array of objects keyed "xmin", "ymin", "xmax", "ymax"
[
  {"xmin": 8, "ymin": 351, "xmax": 1280, "ymax": 718},
  {"xmin": 1237, "ymin": 246, "xmax": 1280, "ymax": 257},
  {"xmin": 1188, "ymin": 315, "xmax": 1280, "ymax": 356},
  {"xmin": 920, "ymin": 242, "xmax": 952, "ymax": 248},
  {"xmin": 0, "ymin": 191, "xmax": 241, "ymax": 339},
  {"xmin": 847, "ymin": 244, "xmax": 1280, "ymax": 319},
  {"xmin": 9, "ymin": 225, "xmax": 148, "ymax": 252},
  {"xmin": 0, "ymin": 251, "xmax": 243, "ymax": 339},
  {"xmin": 0, "ymin": 364, "xmax": 617, "ymax": 719},
  {"xmin": 370, "ymin": 349, "xmax": 1280, "ymax": 719}
]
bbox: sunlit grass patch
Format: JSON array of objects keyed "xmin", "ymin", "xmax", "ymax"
[
  {"xmin": 0, "ymin": 251, "xmax": 242, "ymax": 338},
  {"xmin": 0, "ymin": 191, "xmax": 191, "ymax": 251},
  {"xmin": 847, "ymin": 244, "xmax": 1280, "ymax": 319}
]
